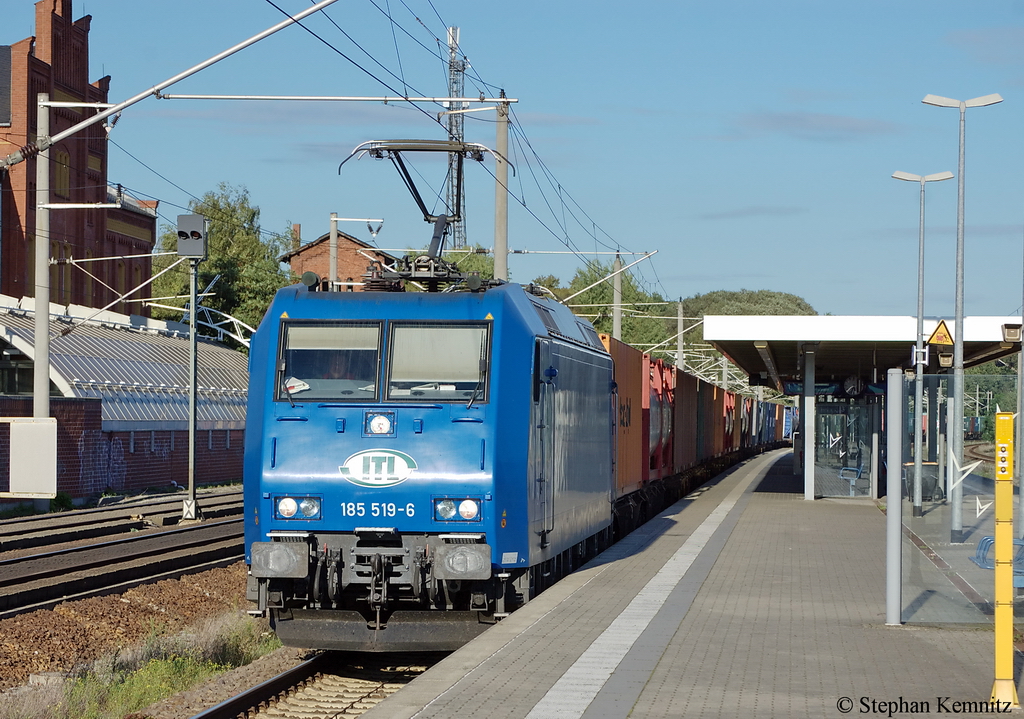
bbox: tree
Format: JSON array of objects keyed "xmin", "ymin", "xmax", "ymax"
[
  {"xmin": 562, "ymin": 260, "xmax": 674, "ymax": 349},
  {"xmin": 446, "ymin": 244, "xmax": 494, "ymax": 279},
  {"xmin": 965, "ymin": 357, "xmax": 1017, "ymax": 441},
  {"xmin": 151, "ymin": 183, "xmax": 292, "ymax": 337},
  {"xmin": 681, "ymin": 289, "xmax": 817, "ymax": 344},
  {"xmin": 531, "ymin": 275, "xmax": 573, "ymax": 302}
]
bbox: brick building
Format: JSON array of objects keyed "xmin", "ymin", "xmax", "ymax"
[
  {"xmin": 0, "ymin": 2, "xmax": 248, "ymax": 505},
  {"xmin": 281, "ymin": 229, "xmax": 397, "ymax": 290},
  {"xmin": 0, "ymin": 0, "xmax": 157, "ymax": 313}
]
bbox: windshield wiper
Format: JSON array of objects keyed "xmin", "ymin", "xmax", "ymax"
[
  {"xmin": 280, "ymin": 363, "xmax": 296, "ymax": 408},
  {"xmin": 467, "ymin": 358, "xmax": 487, "ymax": 409}
]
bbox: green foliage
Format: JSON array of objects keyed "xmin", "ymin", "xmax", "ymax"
[
  {"xmin": 23, "ymin": 613, "xmax": 281, "ymax": 719},
  {"xmin": 563, "ymin": 260, "xmax": 674, "ymax": 349},
  {"xmin": 965, "ymin": 358, "xmax": 1018, "ymax": 441},
  {"xmin": 681, "ymin": 289, "xmax": 817, "ymax": 344},
  {"xmin": 49, "ymin": 492, "xmax": 73, "ymax": 513},
  {"xmin": 531, "ymin": 275, "xmax": 572, "ymax": 302},
  {"xmin": 446, "ymin": 245, "xmax": 494, "ymax": 280},
  {"xmin": 62, "ymin": 657, "xmax": 225, "ymax": 719},
  {"xmin": 533, "ymin": 262, "xmax": 818, "ymax": 379},
  {"xmin": 683, "ymin": 288, "xmax": 817, "ymax": 316},
  {"xmin": 543, "ymin": 262, "xmax": 818, "ymax": 359},
  {"xmin": 151, "ymin": 183, "xmax": 292, "ymax": 337}
]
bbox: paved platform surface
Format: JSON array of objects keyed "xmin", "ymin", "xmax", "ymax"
[{"xmin": 363, "ymin": 449, "xmax": 1016, "ymax": 719}]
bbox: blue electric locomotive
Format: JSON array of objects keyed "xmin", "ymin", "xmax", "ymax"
[{"xmin": 244, "ymin": 279, "xmax": 615, "ymax": 650}]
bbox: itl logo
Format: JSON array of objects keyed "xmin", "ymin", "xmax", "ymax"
[{"xmin": 339, "ymin": 449, "xmax": 418, "ymax": 488}]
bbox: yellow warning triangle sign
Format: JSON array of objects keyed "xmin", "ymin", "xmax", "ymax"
[{"xmin": 928, "ymin": 320, "xmax": 954, "ymax": 345}]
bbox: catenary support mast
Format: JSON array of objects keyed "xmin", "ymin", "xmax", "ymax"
[{"xmin": 446, "ymin": 27, "xmax": 467, "ymax": 249}]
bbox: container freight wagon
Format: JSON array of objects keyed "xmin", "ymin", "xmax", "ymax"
[
  {"xmin": 600, "ymin": 334, "xmax": 645, "ymax": 499},
  {"xmin": 645, "ymin": 357, "xmax": 675, "ymax": 481},
  {"xmin": 696, "ymin": 378, "xmax": 717, "ymax": 462},
  {"xmin": 673, "ymin": 371, "xmax": 699, "ymax": 471}
]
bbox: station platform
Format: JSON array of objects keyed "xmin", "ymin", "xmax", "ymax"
[{"xmin": 361, "ymin": 449, "xmax": 1014, "ymax": 719}]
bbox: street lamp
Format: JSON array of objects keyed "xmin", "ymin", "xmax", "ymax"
[
  {"xmin": 892, "ymin": 170, "xmax": 953, "ymax": 518},
  {"xmin": 922, "ymin": 92, "xmax": 1002, "ymax": 542}
]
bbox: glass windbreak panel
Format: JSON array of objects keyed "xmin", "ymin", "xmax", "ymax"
[
  {"xmin": 278, "ymin": 322, "xmax": 380, "ymax": 401},
  {"xmin": 812, "ymin": 399, "xmax": 875, "ymax": 498},
  {"xmin": 900, "ymin": 373, "xmax": 1018, "ymax": 624},
  {"xmin": 387, "ymin": 323, "xmax": 489, "ymax": 402}
]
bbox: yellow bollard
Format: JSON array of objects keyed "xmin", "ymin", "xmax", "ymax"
[{"xmin": 991, "ymin": 412, "xmax": 1019, "ymax": 707}]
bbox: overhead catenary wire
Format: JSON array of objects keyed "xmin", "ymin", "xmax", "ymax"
[
  {"xmin": 263, "ymin": 0, "xmax": 448, "ymax": 134},
  {"xmin": 97, "ymin": 0, "xmax": 668, "ymax": 305},
  {"xmin": 333, "ymin": 0, "xmax": 661, "ymax": 294},
  {"xmin": 108, "ymin": 139, "xmax": 296, "ymax": 248}
]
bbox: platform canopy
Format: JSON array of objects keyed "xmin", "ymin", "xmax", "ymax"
[{"xmin": 704, "ymin": 315, "xmax": 1021, "ymax": 393}]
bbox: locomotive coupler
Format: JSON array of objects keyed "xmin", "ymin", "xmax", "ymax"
[
  {"xmin": 368, "ymin": 553, "xmax": 391, "ymax": 629},
  {"xmin": 326, "ymin": 548, "xmax": 343, "ymax": 605}
]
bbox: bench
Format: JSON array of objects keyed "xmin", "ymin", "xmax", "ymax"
[
  {"xmin": 838, "ymin": 466, "xmax": 862, "ymax": 496},
  {"xmin": 970, "ymin": 536, "xmax": 1024, "ymax": 588}
]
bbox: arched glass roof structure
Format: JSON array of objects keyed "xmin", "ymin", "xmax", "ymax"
[{"xmin": 0, "ymin": 295, "xmax": 248, "ymax": 431}]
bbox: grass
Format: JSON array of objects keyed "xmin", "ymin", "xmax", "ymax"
[
  {"xmin": 0, "ymin": 611, "xmax": 281, "ymax": 719},
  {"xmin": 60, "ymin": 657, "xmax": 226, "ymax": 719}
]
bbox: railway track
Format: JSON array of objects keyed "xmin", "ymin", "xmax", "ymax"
[
  {"xmin": 193, "ymin": 652, "xmax": 439, "ymax": 719},
  {"xmin": 0, "ymin": 487, "xmax": 243, "ymax": 553},
  {"xmin": 0, "ymin": 517, "xmax": 244, "ymax": 619},
  {"xmin": 964, "ymin": 441, "xmax": 992, "ymax": 465}
]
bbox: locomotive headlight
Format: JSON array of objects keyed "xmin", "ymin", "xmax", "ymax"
[
  {"xmin": 275, "ymin": 496, "xmax": 321, "ymax": 520},
  {"xmin": 435, "ymin": 499, "xmax": 457, "ymax": 520},
  {"xmin": 277, "ymin": 497, "xmax": 298, "ymax": 518},
  {"xmin": 434, "ymin": 498, "xmax": 481, "ymax": 521},
  {"xmin": 298, "ymin": 497, "xmax": 321, "ymax": 518}
]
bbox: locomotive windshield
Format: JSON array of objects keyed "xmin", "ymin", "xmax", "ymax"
[
  {"xmin": 278, "ymin": 322, "xmax": 381, "ymax": 401},
  {"xmin": 386, "ymin": 322, "xmax": 490, "ymax": 402}
]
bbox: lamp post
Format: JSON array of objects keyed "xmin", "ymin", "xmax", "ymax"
[
  {"xmin": 892, "ymin": 170, "xmax": 954, "ymax": 518},
  {"xmin": 922, "ymin": 92, "xmax": 1002, "ymax": 542}
]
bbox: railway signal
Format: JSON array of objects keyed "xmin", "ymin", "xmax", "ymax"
[{"xmin": 178, "ymin": 214, "xmax": 208, "ymax": 522}]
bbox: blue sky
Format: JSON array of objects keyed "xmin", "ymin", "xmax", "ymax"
[{"xmin": 9, "ymin": 0, "xmax": 1024, "ymax": 317}]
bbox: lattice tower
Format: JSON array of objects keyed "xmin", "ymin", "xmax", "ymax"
[{"xmin": 446, "ymin": 27, "xmax": 467, "ymax": 249}]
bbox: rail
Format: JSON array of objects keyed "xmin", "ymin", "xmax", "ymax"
[{"xmin": 0, "ymin": 518, "xmax": 243, "ymax": 619}]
